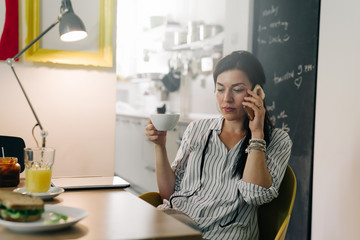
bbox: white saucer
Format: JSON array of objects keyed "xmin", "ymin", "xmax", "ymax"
[
  {"xmin": 0, "ymin": 205, "xmax": 87, "ymax": 233},
  {"xmin": 13, "ymin": 187, "xmax": 65, "ymax": 200}
]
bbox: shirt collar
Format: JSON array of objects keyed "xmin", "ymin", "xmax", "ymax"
[{"xmin": 209, "ymin": 115, "xmax": 224, "ymax": 134}]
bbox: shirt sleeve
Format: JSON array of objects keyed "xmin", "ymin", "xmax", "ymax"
[
  {"xmin": 238, "ymin": 129, "xmax": 293, "ymax": 206},
  {"xmin": 171, "ymin": 121, "xmax": 195, "ymax": 191}
]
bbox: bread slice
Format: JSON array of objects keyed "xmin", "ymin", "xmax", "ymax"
[
  {"xmin": 253, "ymin": 84, "xmax": 265, "ymax": 100},
  {"xmin": 0, "ymin": 190, "xmax": 44, "ymax": 222},
  {"xmin": 0, "ymin": 191, "xmax": 44, "ymax": 209},
  {"xmin": 1, "ymin": 213, "xmax": 42, "ymax": 222}
]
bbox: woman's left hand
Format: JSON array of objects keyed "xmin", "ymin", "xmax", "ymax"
[{"xmin": 242, "ymin": 88, "xmax": 266, "ymax": 139}]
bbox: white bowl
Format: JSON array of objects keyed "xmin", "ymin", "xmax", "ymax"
[{"xmin": 150, "ymin": 114, "xmax": 180, "ymax": 131}]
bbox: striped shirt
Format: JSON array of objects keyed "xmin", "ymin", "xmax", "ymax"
[{"xmin": 158, "ymin": 116, "xmax": 292, "ymax": 239}]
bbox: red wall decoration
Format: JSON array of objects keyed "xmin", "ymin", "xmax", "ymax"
[{"xmin": 0, "ymin": 0, "xmax": 19, "ymax": 61}]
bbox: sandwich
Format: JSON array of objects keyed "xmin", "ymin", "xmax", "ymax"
[{"xmin": 0, "ymin": 190, "xmax": 44, "ymax": 222}]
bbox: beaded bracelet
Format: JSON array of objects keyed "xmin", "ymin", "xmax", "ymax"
[
  {"xmin": 249, "ymin": 138, "xmax": 266, "ymax": 145},
  {"xmin": 245, "ymin": 144, "xmax": 266, "ymax": 153},
  {"xmin": 245, "ymin": 139, "xmax": 266, "ymax": 153}
]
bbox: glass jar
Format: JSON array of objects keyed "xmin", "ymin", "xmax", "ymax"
[{"xmin": 0, "ymin": 157, "xmax": 20, "ymax": 187}]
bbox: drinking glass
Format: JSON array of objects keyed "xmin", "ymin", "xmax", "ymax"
[{"xmin": 24, "ymin": 147, "xmax": 55, "ymax": 193}]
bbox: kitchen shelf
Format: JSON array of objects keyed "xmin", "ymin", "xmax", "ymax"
[
  {"xmin": 142, "ymin": 27, "xmax": 224, "ymax": 53},
  {"xmin": 170, "ymin": 31, "xmax": 224, "ymax": 51}
]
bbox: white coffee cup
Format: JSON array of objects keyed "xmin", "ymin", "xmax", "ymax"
[{"xmin": 150, "ymin": 113, "xmax": 180, "ymax": 131}]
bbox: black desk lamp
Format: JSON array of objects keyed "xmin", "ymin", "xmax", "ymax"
[{"xmin": 6, "ymin": 0, "xmax": 87, "ymax": 148}]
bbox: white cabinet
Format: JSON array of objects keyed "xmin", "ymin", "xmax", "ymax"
[
  {"xmin": 115, "ymin": 115, "xmax": 183, "ymax": 193},
  {"xmin": 114, "ymin": 116, "xmax": 144, "ymax": 188}
]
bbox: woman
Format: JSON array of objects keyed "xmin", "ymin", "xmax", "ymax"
[{"xmin": 145, "ymin": 51, "xmax": 292, "ymax": 239}]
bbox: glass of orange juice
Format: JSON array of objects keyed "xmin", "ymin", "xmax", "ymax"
[{"xmin": 24, "ymin": 147, "xmax": 55, "ymax": 193}]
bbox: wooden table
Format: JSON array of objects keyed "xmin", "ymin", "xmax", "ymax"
[{"xmin": 0, "ymin": 183, "xmax": 202, "ymax": 240}]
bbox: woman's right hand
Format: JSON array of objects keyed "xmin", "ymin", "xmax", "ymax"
[{"xmin": 145, "ymin": 119, "xmax": 167, "ymax": 146}]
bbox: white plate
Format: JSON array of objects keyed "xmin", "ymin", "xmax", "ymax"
[
  {"xmin": 13, "ymin": 187, "xmax": 65, "ymax": 200},
  {"xmin": 0, "ymin": 205, "xmax": 87, "ymax": 233}
]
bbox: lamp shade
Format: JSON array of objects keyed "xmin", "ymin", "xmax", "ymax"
[{"xmin": 59, "ymin": 11, "xmax": 87, "ymax": 42}]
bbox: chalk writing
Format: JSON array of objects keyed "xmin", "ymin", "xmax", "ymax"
[
  {"xmin": 268, "ymin": 34, "xmax": 290, "ymax": 44},
  {"xmin": 298, "ymin": 64, "xmax": 314, "ymax": 75},
  {"xmin": 266, "ymin": 99, "xmax": 291, "ymax": 132},
  {"xmin": 270, "ymin": 115, "xmax": 276, "ymax": 126},
  {"xmin": 294, "ymin": 76, "xmax": 302, "ymax": 89},
  {"xmin": 304, "ymin": 64, "xmax": 314, "ymax": 72},
  {"xmin": 266, "ymin": 101, "xmax": 276, "ymax": 111},
  {"xmin": 274, "ymin": 70, "xmax": 294, "ymax": 84},
  {"xmin": 297, "ymin": 65, "xmax": 303, "ymax": 75},
  {"xmin": 281, "ymin": 122, "xmax": 290, "ymax": 133},
  {"xmin": 262, "ymin": 5, "xmax": 279, "ymax": 17},
  {"xmin": 269, "ymin": 20, "xmax": 289, "ymax": 31},
  {"xmin": 277, "ymin": 110, "xmax": 288, "ymax": 119},
  {"xmin": 258, "ymin": 24, "xmax": 267, "ymax": 32},
  {"xmin": 257, "ymin": 37, "xmax": 267, "ymax": 44},
  {"xmin": 267, "ymin": 106, "xmax": 290, "ymax": 133},
  {"xmin": 257, "ymin": 35, "xmax": 290, "ymax": 45},
  {"xmin": 257, "ymin": 7, "xmax": 290, "ymax": 45},
  {"xmin": 273, "ymin": 64, "xmax": 315, "ymax": 89}
]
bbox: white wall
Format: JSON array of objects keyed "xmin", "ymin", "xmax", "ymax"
[
  {"xmin": 312, "ymin": 0, "xmax": 360, "ymax": 239},
  {"xmin": 0, "ymin": 0, "xmax": 117, "ymax": 177},
  {"xmin": 223, "ymin": 0, "xmax": 253, "ymax": 55}
]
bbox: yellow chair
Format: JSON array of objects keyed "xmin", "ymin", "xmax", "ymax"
[
  {"xmin": 257, "ymin": 165, "xmax": 297, "ymax": 240},
  {"xmin": 139, "ymin": 191, "xmax": 163, "ymax": 207},
  {"xmin": 139, "ymin": 165, "xmax": 296, "ymax": 240}
]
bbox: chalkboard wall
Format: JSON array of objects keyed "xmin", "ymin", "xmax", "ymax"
[{"xmin": 252, "ymin": 0, "xmax": 320, "ymax": 239}]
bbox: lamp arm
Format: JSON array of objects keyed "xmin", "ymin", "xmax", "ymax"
[
  {"xmin": 10, "ymin": 18, "xmax": 61, "ymax": 63},
  {"xmin": 8, "ymin": 64, "xmax": 47, "ymax": 146},
  {"xmin": 6, "ymin": 17, "xmax": 64, "ymax": 148}
]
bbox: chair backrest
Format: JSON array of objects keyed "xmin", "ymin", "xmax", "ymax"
[
  {"xmin": 139, "ymin": 191, "xmax": 163, "ymax": 207},
  {"xmin": 0, "ymin": 135, "xmax": 26, "ymax": 172},
  {"xmin": 258, "ymin": 165, "xmax": 297, "ymax": 240}
]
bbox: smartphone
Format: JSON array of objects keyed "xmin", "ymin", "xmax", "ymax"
[{"xmin": 243, "ymin": 84, "xmax": 265, "ymax": 120}]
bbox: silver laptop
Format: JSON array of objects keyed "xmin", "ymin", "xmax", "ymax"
[{"xmin": 51, "ymin": 176, "xmax": 130, "ymax": 190}]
